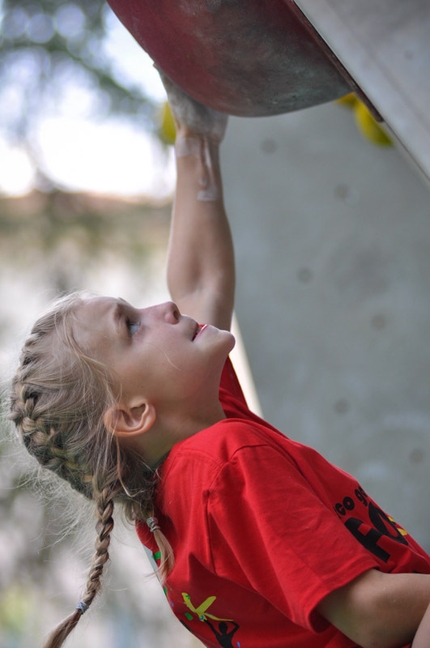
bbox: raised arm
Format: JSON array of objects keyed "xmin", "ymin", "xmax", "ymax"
[{"xmin": 162, "ymin": 75, "xmax": 235, "ymax": 331}]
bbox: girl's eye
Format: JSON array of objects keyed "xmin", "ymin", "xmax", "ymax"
[{"xmin": 126, "ymin": 318, "xmax": 140, "ymax": 336}]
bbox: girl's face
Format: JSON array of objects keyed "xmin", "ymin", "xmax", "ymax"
[{"xmin": 72, "ymin": 296, "xmax": 235, "ymax": 416}]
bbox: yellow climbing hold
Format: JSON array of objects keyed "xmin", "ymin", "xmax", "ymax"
[
  {"xmin": 354, "ymin": 101, "xmax": 392, "ymax": 147},
  {"xmin": 336, "ymin": 93, "xmax": 358, "ymax": 109},
  {"xmin": 158, "ymin": 101, "xmax": 177, "ymax": 145},
  {"xmin": 336, "ymin": 93, "xmax": 392, "ymax": 147}
]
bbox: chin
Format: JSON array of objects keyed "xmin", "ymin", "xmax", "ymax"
[{"xmin": 223, "ymin": 330, "xmax": 236, "ymax": 354}]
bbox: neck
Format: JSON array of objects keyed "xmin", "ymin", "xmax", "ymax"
[{"xmin": 137, "ymin": 400, "xmax": 226, "ymax": 469}]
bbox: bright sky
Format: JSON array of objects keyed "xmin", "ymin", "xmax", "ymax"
[
  {"xmin": 0, "ymin": 8, "xmax": 175, "ymax": 198},
  {"xmin": 36, "ymin": 117, "xmax": 175, "ymax": 197}
]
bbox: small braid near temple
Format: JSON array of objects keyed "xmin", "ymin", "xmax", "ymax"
[{"xmin": 9, "ymin": 73, "xmax": 430, "ymax": 648}]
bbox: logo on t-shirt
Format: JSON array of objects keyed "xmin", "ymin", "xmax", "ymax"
[
  {"xmin": 334, "ymin": 485, "xmax": 409, "ymax": 563},
  {"xmin": 180, "ymin": 592, "xmax": 241, "ymax": 647}
]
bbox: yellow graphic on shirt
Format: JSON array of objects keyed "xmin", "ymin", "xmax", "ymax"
[
  {"xmin": 182, "ymin": 593, "xmax": 233, "ymax": 622},
  {"xmin": 389, "ymin": 516, "xmax": 408, "ymax": 537}
]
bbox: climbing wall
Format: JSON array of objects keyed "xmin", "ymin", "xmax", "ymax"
[
  {"xmin": 222, "ymin": 102, "xmax": 430, "ymax": 550},
  {"xmin": 293, "ymin": 0, "xmax": 430, "ymax": 182}
]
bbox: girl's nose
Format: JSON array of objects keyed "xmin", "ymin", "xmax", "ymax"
[
  {"xmin": 156, "ymin": 301, "xmax": 181, "ymax": 324},
  {"xmin": 142, "ymin": 301, "xmax": 180, "ymax": 325}
]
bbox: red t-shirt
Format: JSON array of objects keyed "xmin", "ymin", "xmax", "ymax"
[{"xmin": 136, "ymin": 359, "xmax": 430, "ymax": 648}]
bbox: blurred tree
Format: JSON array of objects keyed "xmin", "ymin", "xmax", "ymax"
[
  {"xmin": 0, "ymin": 6, "xmax": 194, "ymax": 644},
  {"xmin": 0, "ymin": 191, "xmax": 198, "ymax": 648},
  {"xmin": 0, "ymin": 189, "xmax": 171, "ymax": 291},
  {"xmin": 0, "ymin": 0, "xmax": 158, "ymax": 190}
]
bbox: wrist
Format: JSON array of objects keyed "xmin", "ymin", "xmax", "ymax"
[
  {"xmin": 174, "ymin": 135, "xmax": 222, "ymax": 202},
  {"xmin": 175, "ymin": 130, "xmax": 221, "ymax": 145},
  {"xmin": 175, "ymin": 134, "xmax": 221, "ymax": 160}
]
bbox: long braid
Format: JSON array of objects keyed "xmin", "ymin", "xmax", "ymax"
[
  {"xmin": 43, "ymin": 485, "xmax": 117, "ymax": 648},
  {"xmin": 89, "ymin": 486, "xmax": 116, "ymax": 602},
  {"xmin": 9, "ymin": 293, "xmax": 174, "ymax": 648}
]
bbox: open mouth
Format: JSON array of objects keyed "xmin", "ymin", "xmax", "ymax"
[{"xmin": 192, "ymin": 323, "xmax": 206, "ymax": 340}]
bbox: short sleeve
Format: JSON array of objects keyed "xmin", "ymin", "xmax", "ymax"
[{"xmin": 206, "ymin": 441, "xmax": 378, "ymax": 632}]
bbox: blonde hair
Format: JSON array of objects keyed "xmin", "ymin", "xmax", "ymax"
[{"xmin": 9, "ymin": 293, "xmax": 173, "ymax": 648}]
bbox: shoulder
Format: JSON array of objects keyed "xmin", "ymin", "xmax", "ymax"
[
  {"xmin": 157, "ymin": 420, "xmax": 302, "ymax": 542},
  {"xmin": 170, "ymin": 418, "xmax": 271, "ymax": 469},
  {"xmin": 155, "ymin": 421, "xmax": 280, "ymax": 536},
  {"xmin": 163, "ymin": 417, "xmax": 298, "ymax": 493}
]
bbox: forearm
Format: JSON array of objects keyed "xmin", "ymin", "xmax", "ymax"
[
  {"xmin": 167, "ymin": 134, "xmax": 235, "ymax": 330},
  {"xmin": 158, "ymin": 72, "xmax": 234, "ymax": 329}
]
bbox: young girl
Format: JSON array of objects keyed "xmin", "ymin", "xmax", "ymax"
[{"xmin": 9, "ymin": 77, "xmax": 430, "ymax": 648}]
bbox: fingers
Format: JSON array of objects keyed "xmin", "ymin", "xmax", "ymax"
[{"xmin": 157, "ymin": 69, "xmax": 228, "ymax": 141}]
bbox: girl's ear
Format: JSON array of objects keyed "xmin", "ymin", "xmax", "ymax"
[{"xmin": 103, "ymin": 401, "xmax": 157, "ymax": 438}]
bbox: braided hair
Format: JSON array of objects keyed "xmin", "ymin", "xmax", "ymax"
[{"xmin": 9, "ymin": 293, "xmax": 173, "ymax": 648}]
